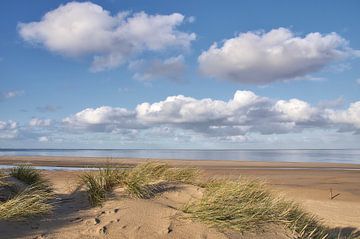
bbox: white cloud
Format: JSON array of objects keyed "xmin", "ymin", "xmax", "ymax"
[
  {"xmin": 129, "ymin": 55, "xmax": 186, "ymax": 81},
  {"xmin": 1, "ymin": 91, "xmax": 360, "ymax": 145},
  {"xmin": 62, "ymin": 106, "xmax": 139, "ymax": 132},
  {"xmin": 356, "ymin": 78, "xmax": 360, "ymax": 85},
  {"xmin": 273, "ymin": 99, "xmax": 316, "ymax": 122},
  {"xmin": 326, "ymin": 101, "xmax": 360, "ymax": 128},
  {"xmin": 29, "ymin": 118, "xmax": 52, "ymax": 127},
  {"xmin": 62, "ymin": 90, "xmax": 360, "ymax": 139},
  {"xmin": 199, "ymin": 28, "xmax": 358, "ymax": 84},
  {"xmin": 1, "ymin": 90, "xmax": 24, "ymax": 100},
  {"xmin": 0, "ymin": 120, "xmax": 18, "ymax": 139},
  {"xmin": 18, "ymin": 2, "xmax": 195, "ymax": 71},
  {"xmin": 38, "ymin": 136, "xmax": 49, "ymax": 142}
]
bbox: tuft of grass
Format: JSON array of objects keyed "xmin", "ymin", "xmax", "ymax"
[
  {"xmin": 121, "ymin": 162, "xmax": 200, "ymax": 198},
  {"xmin": 0, "ymin": 171, "xmax": 8, "ymax": 187},
  {"xmin": 128, "ymin": 162, "xmax": 169, "ymax": 184},
  {"xmin": 183, "ymin": 178, "xmax": 328, "ymax": 239},
  {"xmin": 0, "ymin": 184, "xmax": 53, "ymax": 220},
  {"xmin": 98, "ymin": 165, "xmax": 120, "ymax": 191},
  {"xmin": 80, "ymin": 162, "xmax": 201, "ymax": 205},
  {"xmin": 164, "ymin": 167, "xmax": 200, "ymax": 184},
  {"xmin": 10, "ymin": 165, "xmax": 42, "ymax": 185},
  {"xmin": 80, "ymin": 172, "xmax": 108, "ymax": 207},
  {"xmin": 123, "ymin": 175, "xmax": 153, "ymax": 199},
  {"xmin": 10, "ymin": 165, "xmax": 51, "ymax": 192}
]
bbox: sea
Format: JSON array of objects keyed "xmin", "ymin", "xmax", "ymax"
[{"xmin": 0, "ymin": 148, "xmax": 359, "ymax": 164}]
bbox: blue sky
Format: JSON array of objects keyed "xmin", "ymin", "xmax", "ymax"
[{"xmin": 0, "ymin": 0, "xmax": 359, "ymax": 149}]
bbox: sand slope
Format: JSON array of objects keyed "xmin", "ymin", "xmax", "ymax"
[{"xmin": 0, "ymin": 172, "xmax": 292, "ymax": 239}]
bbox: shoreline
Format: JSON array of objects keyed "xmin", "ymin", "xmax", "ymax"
[{"xmin": 1, "ymin": 155, "xmax": 360, "ymax": 168}]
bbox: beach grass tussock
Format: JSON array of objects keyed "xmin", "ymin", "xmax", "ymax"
[
  {"xmin": 80, "ymin": 172, "xmax": 109, "ymax": 207},
  {"xmin": 80, "ymin": 162, "xmax": 201, "ymax": 205},
  {"xmin": 0, "ymin": 166, "xmax": 54, "ymax": 220},
  {"xmin": 164, "ymin": 167, "xmax": 200, "ymax": 184},
  {"xmin": 10, "ymin": 165, "xmax": 52, "ymax": 192},
  {"xmin": 0, "ymin": 184, "xmax": 54, "ymax": 220},
  {"xmin": 119, "ymin": 162, "xmax": 200, "ymax": 198},
  {"xmin": 183, "ymin": 178, "xmax": 328, "ymax": 239}
]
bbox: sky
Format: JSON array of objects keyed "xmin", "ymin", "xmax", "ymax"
[{"xmin": 0, "ymin": 0, "xmax": 360, "ymax": 149}]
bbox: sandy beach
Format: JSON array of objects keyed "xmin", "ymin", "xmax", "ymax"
[{"xmin": 0, "ymin": 156, "xmax": 359, "ymax": 239}]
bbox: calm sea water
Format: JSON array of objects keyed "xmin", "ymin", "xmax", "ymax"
[{"xmin": 0, "ymin": 149, "xmax": 359, "ymax": 164}]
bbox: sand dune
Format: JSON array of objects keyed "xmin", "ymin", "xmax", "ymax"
[{"xmin": 0, "ymin": 157, "xmax": 359, "ymax": 238}]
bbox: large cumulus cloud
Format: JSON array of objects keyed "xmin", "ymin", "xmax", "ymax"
[
  {"xmin": 198, "ymin": 28, "xmax": 359, "ymax": 84},
  {"xmin": 18, "ymin": 1, "xmax": 195, "ymax": 71}
]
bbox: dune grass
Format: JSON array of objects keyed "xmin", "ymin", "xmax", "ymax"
[
  {"xmin": 80, "ymin": 162, "xmax": 200, "ymax": 205},
  {"xmin": 0, "ymin": 171, "xmax": 8, "ymax": 187},
  {"xmin": 0, "ymin": 166, "xmax": 54, "ymax": 220},
  {"xmin": 164, "ymin": 167, "xmax": 200, "ymax": 184},
  {"xmin": 0, "ymin": 184, "xmax": 53, "ymax": 220},
  {"xmin": 80, "ymin": 172, "xmax": 107, "ymax": 206},
  {"xmin": 10, "ymin": 165, "xmax": 52, "ymax": 193},
  {"xmin": 183, "ymin": 178, "xmax": 328, "ymax": 239}
]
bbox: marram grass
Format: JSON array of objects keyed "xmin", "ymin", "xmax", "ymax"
[
  {"xmin": 183, "ymin": 178, "xmax": 329, "ymax": 239},
  {"xmin": 80, "ymin": 172, "xmax": 109, "ymax": 207},
  {"xmin": 10, "ymin": 165, "xmax": 42, "ymax": 185},
  {"xmin": 10, "ymin": 165, "xmax": 52, "ymax": 192},
  {"xmin": 0, "ymin": 166, "xmax": 54, "ymax": 220},
  {"xmin": 80, "ymin": 162, "xmax": 201, "ymax": 205},
  {"xmin": 0, "ymin": 184, "xmax": 54, "ymax": 220}
]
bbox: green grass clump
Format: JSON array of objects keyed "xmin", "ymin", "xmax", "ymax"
[
  {"xmin": 183, "ymin": 178, "xmax": 328, "ymax": 239},
  {"xmin": 10, "ymin": 165, "xmax": 43, "ymax": 185},
  {"xmin": 164, "ymin": 167, "xmax": 200, "ymax": 184},
  {"xmin": 121, "ymin": 162, "xmax": 200, "ymax": 199},
  {"xmin": 0, "ymin": 171, "xmax": 8, "ymax": 187},
  {"xmin": 0, "ymin": 184, "xmax": 53, "ymax": 220},
  {"xmin": 10, "ymin": 165, "xmax": 51, "ymax": 192},
  {"xmin": 128, "ymin": 162, "xmax": 170, "ymax": 184},
  {"xmin": 80, "ymin": 172, "xmax": 109, "ymax": 207},
  {"xmin": 80, "ymin": 162, "xmax": 201, "ymax": 205}
]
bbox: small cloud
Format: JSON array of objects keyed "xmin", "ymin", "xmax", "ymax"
[
  {"xmin": 129, "ymin": 55, "xmax": 186, "ymax": 82},
  {"xmin": 356, "ymin": 78, "xmax": 360, "ymax": 85},
  {"xmin": 38, "ymin": 136, "xmax": 49, "ymax": 142},
  {"xmin": 187, "ymin": 16, "xmax": 196, "ymax": 23},
  {"xmin": 318, "ymin": 97, "xmax": 344, "ymax": 109},
  {"xmin": 1, "ymin": 90, "xmax": 24, "ymax": 100},
  {"xmin": 36, "ymin": 105, "xmax": 61, "ymax": 113},
  {"xmin": 29, "ymin": 118, "xmax": 52, "ymax": 127},
  {"xmin": 118, "ymin": 87, "xmax": 130, "ymax": 92}
]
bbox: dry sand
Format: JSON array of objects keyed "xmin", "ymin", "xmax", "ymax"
[{"xmin": 0, "ymin": 156, "xmax": 359, "ymax": 239}]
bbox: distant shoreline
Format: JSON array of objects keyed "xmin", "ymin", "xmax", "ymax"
[
  {"xmin": 1, "ymin": 155, "xmax": 360, "ymax": 168},
  {"xmin": 1, "ymin": 148, "xmax": 359, "ymax": 164}
]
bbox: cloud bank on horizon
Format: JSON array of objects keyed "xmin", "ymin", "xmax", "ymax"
[{"xmin": 1, "ymin": 90, "xmax": 359, "ymax": 146}]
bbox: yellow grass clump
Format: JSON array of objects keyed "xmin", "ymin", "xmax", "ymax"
[
  {"xmin": 0, "ymin": 184, "xmax": 53, "ymax": 220},
  {"xmin": 183, "ymin": 178, "xmax": 328, "ymax": 239},
  {"xmin": 80, "ymin": 162, "xmax": 201, "ymax": 205},
  {"xmin": 0, "ymin": 166, "xmax": 54, "ymax": 220}
]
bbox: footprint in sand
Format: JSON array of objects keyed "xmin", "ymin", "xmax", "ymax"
[{"xmin": 94, "ymin": 218, "xmax": 101, "ymax": 225}]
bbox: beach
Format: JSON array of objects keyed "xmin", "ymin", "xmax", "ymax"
[{"xmin": 0, "ymin": 156, "xmax": 359, "ymax": 238}]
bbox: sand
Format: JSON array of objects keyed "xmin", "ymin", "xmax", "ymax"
[{"xmin": 0, "ymin": 156, "xmax": 359, "ymax": 239}]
